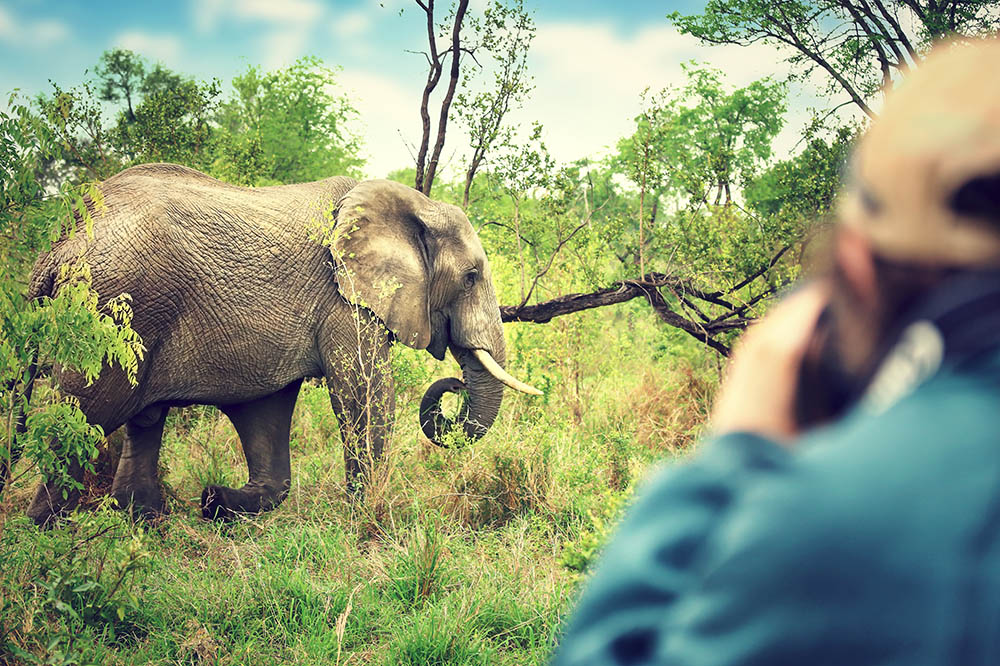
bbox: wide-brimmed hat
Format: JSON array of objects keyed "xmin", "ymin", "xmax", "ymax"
[{"xmin": 840, "ymin": 39, "xmax": 1000, "ymax": 266}]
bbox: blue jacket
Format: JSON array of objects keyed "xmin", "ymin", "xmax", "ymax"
[{"xmin": 552, "ymin": 356, "xmax": 1000, "ymax": 665}]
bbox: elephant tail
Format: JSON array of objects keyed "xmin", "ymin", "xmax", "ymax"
[{"xmin": 1, "ymin": 338, "xmax": 39, "ymax": 497}]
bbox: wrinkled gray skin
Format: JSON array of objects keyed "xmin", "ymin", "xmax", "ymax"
[{"xmin": 24, "ymin": 163, "xmax": 506, "ymax": 525}]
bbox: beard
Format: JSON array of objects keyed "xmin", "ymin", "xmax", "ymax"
[
  {"xmin": 829, "ymin": 250, "xmax": 954, "ymax": 373},
  {"xmin": 795, "ymin": 239, "xmax": 955, "ymax": 426}
]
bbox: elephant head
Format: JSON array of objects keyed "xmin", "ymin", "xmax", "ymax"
[{"xmin": 330, "ymin": 179, "xmax": 540, "ymax": 446}]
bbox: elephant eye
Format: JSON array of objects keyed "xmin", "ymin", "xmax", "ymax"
[{"xmin": 463, "ymin": 269, "xmax": 479, "ymax": 288}]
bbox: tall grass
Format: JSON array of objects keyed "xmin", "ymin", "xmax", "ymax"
[{"xmin": 0, "ymin": 300, "xmax": 717, "ymax": 664}]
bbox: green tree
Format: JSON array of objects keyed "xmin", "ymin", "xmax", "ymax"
[
  {"xmin": 455, "ymin": 0, "xmax": 536, "ymax": 208},
  {"xmin": 0, "ymin": 95, "xmax": 143, "ymax": 498},
  {"xmin": 37, "ymin": 50, "xmax": 221, "ymax": 183},
  {"xmin": 611, "ymin": 66, "xmax": 787, "ymax": 275},
  {"xmin": 216, "ymin": 56, "xmax": 362, "ymax": 184},
  {"xmin": 488, "ymin": 122, "xmax": 555, "ymax": 305},
  {"xmin": 744, "ymin": 122, "xmax": 856, "ymax": 224},
  {"xmin": 664, "ymin": 65, "xmax": 786, "ymax": 207},
  {"xmin": 615, "ymin": 88, "xmax": 672, "ymax": 276},
  {"xmin": 93, "ymin": 48, "xmax": 147, "ymax": 122},
  {"xmin": 669, "ymin": 0, "xmax": 1000, "ymax": 118},
  {"xmin": 495, "ymin": 68, "xmax": 800, "ymax": 355},
  {"xmin": 118, "ymin": 77, "xmax": 221, "ymax": 168}
]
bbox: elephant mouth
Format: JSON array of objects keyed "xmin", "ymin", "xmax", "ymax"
[{"xmin": 418, "ymin": 348, "xmax": 541, "ymax": 446}]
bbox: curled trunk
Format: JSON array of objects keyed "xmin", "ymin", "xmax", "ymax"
[{"xmin": 419, "ymin": 344, "xmax": 505, "ymax": 446}]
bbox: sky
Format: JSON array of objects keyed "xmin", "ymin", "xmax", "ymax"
[{"xmin": 0, "ymin": 0, "xmax": 845, "ymax": 180}]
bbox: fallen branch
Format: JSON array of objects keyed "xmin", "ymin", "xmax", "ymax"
[{"xmin": 499, "ymin": 260, "xmax": 790, "ymax": 356}]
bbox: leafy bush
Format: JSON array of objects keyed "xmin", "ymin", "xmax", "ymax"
[
  {"xmin": 560, "ymin": 488, "xmax": 632, "ymax": 573},
  {"xmin": 0, "ymin": 96, "xmax": 143, "ymax": 501},
  {"xmin": 0, "ymin": 502, "xmax": 152, "ymax": 664}
]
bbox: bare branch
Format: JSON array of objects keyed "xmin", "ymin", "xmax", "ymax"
[
  {"xmin": 518, "ymin": 218, "xmax": 590, "ymax": 309},
  {"xmin": 414, "ymin": 0, "xmax": 442, "ymax": 192},
  {"xmin": 422, "ymin": 0, "xmax": 470, "ymax": 195}
]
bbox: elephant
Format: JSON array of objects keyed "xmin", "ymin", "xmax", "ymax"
[{"xmin": 13, "ymin": 163, "xmax": 540, "ymax": 525}]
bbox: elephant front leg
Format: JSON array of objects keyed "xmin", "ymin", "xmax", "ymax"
[
  {"xmin": 201, "ymin": 379, "xmax": 302, "ymax": 520},
  {"xmin": 324, "ymin": 331, "xmax": 395, "ymax": 498},
  {"xmin": 329, "ymin": 385, "xmax": 395, "ymax": 498}
]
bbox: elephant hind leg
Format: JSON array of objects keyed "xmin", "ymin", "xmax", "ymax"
[
  {"xmin": 26, "ymin": 407, "xmax": 132, "ymax": 527},
  {"xmin": 26, "ymin": 458, "xmax": 85, "ymax": 527},
  {"xmin": 201, "ymin": 379, "xmax": 301, "ymax": 521},
  {"xmin": 111, "ymin": 404, "xmax": 169, "ymax": 519}
]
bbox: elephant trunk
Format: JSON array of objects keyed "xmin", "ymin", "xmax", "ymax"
[{"xmin": 419, "ymin": 343, "xmax": 506, "ymax": 447}]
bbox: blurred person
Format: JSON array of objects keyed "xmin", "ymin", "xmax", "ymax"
[{"xmin": 552, "ymin": 38, "xmax": 1000, "ymax": 666}]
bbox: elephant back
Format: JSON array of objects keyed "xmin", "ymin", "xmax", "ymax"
[{"xmin": 30, "ymin": 164, "xmax": 357, "ymax": 300}]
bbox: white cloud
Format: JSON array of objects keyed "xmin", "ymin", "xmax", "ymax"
[
  {"xmin": 259, "ymin": 27, "xmax": 311, "ymax": 69},
  {"xmin": 189, "ymin": 0, "xmax": 327, "ymax": 73},
  {"xmin": 192, "ymin": 0, "xmax": 227, "ymax": 34},
  {"xmin": 337, "ymin": 69, "xmax": 421, "ymax": 179},
  {"xmin": 191, "ymin": 0, "xmax": 324, "ymax": 32},
  {"xmin": 505, "ymin": 21, "xmax": 834, "ymax": 168},
  {"xmin": 331, "ymin": 10, "xmax": 373, "ymax": 39},
  {"xmin": 234, "ymin": 0, "xmax": 323, "ymax": 24},
  {"xmin": 0, "ymin": 6, "xmax": 69, "ymax": 47},
  {"xmin": 113, "ymin": 30, "xmax": 182, "ymax": 63}
]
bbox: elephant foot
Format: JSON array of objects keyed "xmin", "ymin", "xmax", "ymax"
[
  {"xmin": 200, "ymin": 483, "xmax": 288, "ymax": 521},
  {"xmin": 112, "ymin": 486, "xmax": 165, "ymax": 520},
  {"xmin": 27, "ymin": 483, "xmax": 82, "ymax": 528}
]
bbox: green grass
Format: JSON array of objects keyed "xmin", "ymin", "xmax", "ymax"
[{"xmin": 0, "ymin": 302, "xmax": 716, "ymax": 665}]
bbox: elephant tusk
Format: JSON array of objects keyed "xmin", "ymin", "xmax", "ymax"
[{"xmin": 472, "ymin": 349, "xmax": 543, "ymax": 396}]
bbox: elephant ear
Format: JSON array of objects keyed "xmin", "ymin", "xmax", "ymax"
[{"xmin": 330, "ymin": 180, "xmax": 435, "ymax": 350}]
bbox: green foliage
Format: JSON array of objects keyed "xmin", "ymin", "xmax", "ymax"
[
  {"xmin": 0, "ymin": 503, "xmax": 152, "ymax": 665},
  {"xmin": 745, "ymin": 122, "xmax": 855, "ymax": 222},
  {"xmin": 117, "ymin": 77, "xmax": 221, "ymax": 167},
  {"xmin": 492, "ymin": 121, "xmax": 554, "ymax": 199},
  {"xmin": 391, "ymin": 345, "xmax": 437, "ymax": 399},
  {"xmin": 435, "ymin": 422, "xmax": 474, "ymax": 450},
  {"xmin": 94, "ymin": 48, "xmax": 147, "ymax": 119},
  {"xmin": 216, "ymin": 56, "xmax": 362, "ymax": 184},
  {"xmin": 38, "ymin": 510, "xmax": 151, "ymax": 634},
  {"xmin": 92, "ymin": 49, "xmax": 222, "ymax": 169},
  {"xmin": 559, "ymin": 487, "xmax": 632, "ymax": 573},
  {"xmin": 465, "ymin": 62, "xmax": 800, "ymax": 332},
  {"xmin": 34, "ymin": 50, "xmax": 363, "ymax": 188},
  {"xmin": 669, "ymin": 0, "xmax": 1000, "ymax": 116},
  {"xmin": 1, "ymin": 95, "xmax": 143, "ymax": 497},
  {"xmin": 37, "ymin": 51, "xmax": 222, "ymax": 183},
  {"xmin": 614, "ymin": 64, "xmax": 787, "ymax": 208}
]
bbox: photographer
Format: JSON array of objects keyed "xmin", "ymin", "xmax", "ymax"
[{"xmin": 552, "ymin": 39, "xmax": 1000, "ymax": 666}]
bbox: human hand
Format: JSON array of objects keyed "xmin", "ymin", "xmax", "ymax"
[{"xmin": 710, "ymin": 284, "xmax": 830, "ymax": 444}]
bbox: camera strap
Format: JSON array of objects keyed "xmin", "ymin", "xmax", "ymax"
[{"xmin": 862, "ymin": 270, "xmax": 1000, "ymax": 414}]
